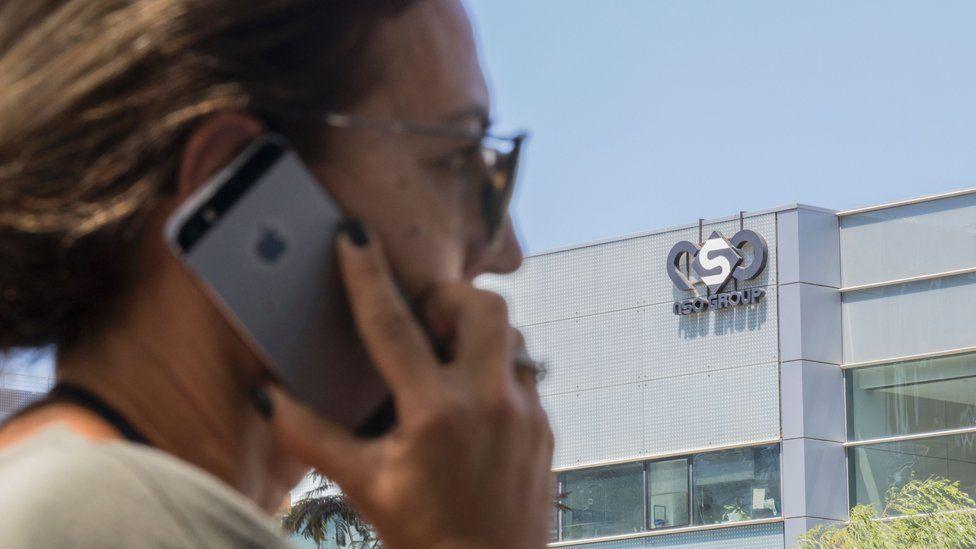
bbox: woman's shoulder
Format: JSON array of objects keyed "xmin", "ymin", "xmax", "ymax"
[{"xmin": 0, "ymin": 425, "xmax": 287, "ymax": 548}]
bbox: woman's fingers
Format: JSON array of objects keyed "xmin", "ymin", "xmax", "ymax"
[
  {"xmin": 336, "ymin": 220, "xmax": 440, "ymax": 404},
  {"xmin": 266, "ymin": 385, "xmax": 374, "ymax": 493},
  {"xmin": 512, "ymin": 330, "xmax": 539, "ymax": 388},
  {"xmin": 423, "ymin": 284, "xmax": 515, "ymax": 392}
]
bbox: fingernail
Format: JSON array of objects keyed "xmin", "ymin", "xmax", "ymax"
[
  {"xmin": 338, "ymin": 218, "xmax": 369, "ymax": 247},
  {"xmin": 250, "ymin": 386, "xmax": 274, "ymax": 420}
]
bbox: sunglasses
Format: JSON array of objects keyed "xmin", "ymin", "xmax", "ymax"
[{"xmin": 321, "ymin": 113, "xmax": 527, "ymax": 244}]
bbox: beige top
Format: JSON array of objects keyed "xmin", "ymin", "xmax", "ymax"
[{"xmin": 0, "ymin": 425, "xmax": 291, "ymax": 548}]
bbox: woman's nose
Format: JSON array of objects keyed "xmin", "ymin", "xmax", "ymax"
[{"xmin": 468, "ymin": 218, "xmax": 523, "ymax": 278}]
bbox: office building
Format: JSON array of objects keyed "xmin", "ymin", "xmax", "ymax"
[{"xmin": 479, "ymin": 188, "xmax": 976, "ymax": 548}]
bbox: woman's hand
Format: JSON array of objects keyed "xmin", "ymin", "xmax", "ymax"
[{"xmin": 267, "ymin": 221, "xmax": 555, "ymax": 549}]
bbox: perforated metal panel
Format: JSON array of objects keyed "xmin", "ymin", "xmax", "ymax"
[
  {"xmin": 524, "ymin": 298, "xmax": 777, "ymax": 397},
  {"xmin": 543, "ymin": 383, "xmax": 645, "ymax": 467},
  {"xmin": 642, "ymin": 362, "xmax": 779, "ymax": 456},
  {"xmin": 0, "ymin": 372, "xmax": 52, "ymax": 420},
  {"xmin": 523, "ymin": 308, "xmax": 646, "ymax": 396},
  {"xmin": 479, "ymin": 212, "xmax": 782, "ymax": 469},
  {"xmin": 479, "ymin": 214, "xmax": 778, "ymax": 328},
  {"xmin": 0, "ymin": 387, "xmax": 41, "ymax": 419},
  {"xmin": 556, "ymin": 522, "xmax": 784, "ymax": 548},
  {"xmin": 544, "ymin": 362, "xmax": 780, "ymax": 468}
]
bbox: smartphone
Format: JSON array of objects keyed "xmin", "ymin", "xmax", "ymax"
[{"xmin": 164, "ymin": 134, "xmax": 394, "ymax": 436}]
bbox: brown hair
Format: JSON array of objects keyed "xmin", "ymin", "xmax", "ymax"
[{"xmin": 0, "ymin": 0, "xmax": 417, "ymax": 350}]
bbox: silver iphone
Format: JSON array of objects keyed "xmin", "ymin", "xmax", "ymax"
[{"xmin": 164, "ymin": 135, "xmax": 393, "ymax": 435}]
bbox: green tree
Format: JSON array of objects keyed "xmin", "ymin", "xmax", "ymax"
[
  {"xmin": 281, "ymin": 474, "xmax": 380, "ymax": 549},
  {"xmin": 798, "ymin": 477, "xmax": 976, "ymax": 548}
]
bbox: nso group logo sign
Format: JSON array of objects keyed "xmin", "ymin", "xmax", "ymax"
[{"xmin": 667, "ymin": 229, "xmax": 768, "ymax": 316}]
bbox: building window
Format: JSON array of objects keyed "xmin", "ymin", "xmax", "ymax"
[
  {"xmin": 560, "ymin": 462, "xmax": 644, "ymax": 541},
  {"xmin": 692, "ymin": 445, "xmax": 781, "ymax": 525},
  {"xmin": 850, "ymin": 433, "xmax": 976, "ymax": 512},
  {"xmin": 647, "ymin": 458, "xmax": 689, "ymax": 529},
  {"xmin": 847, "ymin": 353, "xmax": 976, "ymax": 441},
  {"xmin": 846, "ymin": 353, "xmax": 976, "ymax": 510},
  {"xmin": 554, "ymin": 444, "xmax": 780, "ymax": 543}
]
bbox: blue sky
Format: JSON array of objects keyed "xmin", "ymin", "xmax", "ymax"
[
  {"xmin": 5, "ymin": 2, "xmax": 976, "ymax": 375},
  {"xmin": 467, "ymin": 1, "xmax": 976, "ymax": 254}
]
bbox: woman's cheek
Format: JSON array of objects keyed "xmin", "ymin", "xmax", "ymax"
[{"xmin": 393, "ymin": 230, "xmax": 467, "ymax": 297}]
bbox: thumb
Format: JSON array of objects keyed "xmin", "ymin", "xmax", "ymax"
[{"xmin": 263, "ymin": 385, "xmax": 374, "ymax": 494}]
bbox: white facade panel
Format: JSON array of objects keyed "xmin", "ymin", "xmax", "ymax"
[
  {"xmin": 483, "ymin": 212, "xmax": 782, "ymax": 470},
  {"xmin": 641, "ymin": 362, "xmax": 780, "ymax": 457},
  {"xmin": 545, "ymin": 362, "xmax": 780, "ymax": 469},
  {"xmin": 524, "ymin": 308, "xmax": 646, "ymax": 397},
  {"xmin": 544, "ymin": 384, "xmax": 645, "ymax": 468},
  {"xmin": 480, "ymin": 214, "xmax": 778, "ymax": 328},
  {"xmin": 526, "ymin": 298, "xmax": 777, "ymax": 397}
]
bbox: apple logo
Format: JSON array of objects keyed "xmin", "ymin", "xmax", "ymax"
[{"xmin": 256, "ymin": 226, "xmax": 287, "ymax": 265}]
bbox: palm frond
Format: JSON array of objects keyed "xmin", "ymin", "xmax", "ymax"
[
  {"xmin": 554, "ymin": 490, "xmax": 572, "ymax": 512},
  {"xmin": 281, "ymin": 482, "xmax": 377, "ymax": 547}
]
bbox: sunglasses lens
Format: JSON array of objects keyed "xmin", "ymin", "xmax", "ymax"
[{"xmin": 480, "ymin": 141, "xmax": 521, "ymax": 241}]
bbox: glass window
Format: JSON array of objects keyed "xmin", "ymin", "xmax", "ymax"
[
  {"xmin": 559, "ymin": 463, "xmax": 644, "ymax": 541},
  {"xmin": 847, "ymin": 353, "xmax": 976, "ymax": 441},
  {"xmin": 839, "ymin": 193, "xmax": 976, "ymax": 288},
  {"xmin": 850, "ymin": 433, "xmax": 976, "ymax": 512},
  {"xmin": 647, "ymin": 458, "xmax": 689, "ymax": 529},
  {"xmin": 692, "ymin": 445, "xmax": 781, "ymax": 525}
]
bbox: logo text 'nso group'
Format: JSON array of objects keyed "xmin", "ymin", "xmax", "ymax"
[{"xmin": 667, "ymin": 229, "xmax": 768, "ymax": 315}]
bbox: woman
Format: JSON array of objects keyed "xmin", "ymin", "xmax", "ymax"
[{"xmin": 0, "ymin": 1, "xmax": 554, "ymax": 547}]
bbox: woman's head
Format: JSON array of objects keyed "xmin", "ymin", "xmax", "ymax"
[{"xmin": 0, "ymin": 0, "xmax": 522, "ymax": 354}]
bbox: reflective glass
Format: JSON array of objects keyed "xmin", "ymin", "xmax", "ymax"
[
  {"xmin": 841, "ymin": 273, "xmax": 976, "ymax": 365},
  {"xmin": 560, "ymin": 463, "xmax": 644, "ymax": 540},
  {"xmin": 850, "ymin": 433, "xmax": 976, "ymax": 511},
  {"xmin": 692, "ymin": 445, "xmax": 781, "ymax": 525},
  {"xmin": 647, "ymin": 458, "xmax": 689, "ymax": 529},
  {"xmin": 840, "ymin": 193, "xmax": 976, "ymax": 287},
  {"xmin": 847, "ymin": 353, "xmax": 976, "ymax": 441}
]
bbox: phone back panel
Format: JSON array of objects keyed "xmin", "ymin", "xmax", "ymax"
[{"xmin": 166, "ymin": 144, "xmax": 388, "ymax": 430}]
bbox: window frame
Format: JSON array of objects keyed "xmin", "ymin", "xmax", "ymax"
[
  {"xmin": 558, "ymin": 461, "xmax": 646, "ymax": 541},
  {"xmin": 844, "ymin": 351, "xmax": 976, "ymax": 510},
  {"xmin": 690, "ymin": 444, "xmax": 782, "ymax": 526},
  {"xmin": 645, "ymin": 457, "xmax": 691, "ymax": 531},
  {"xmin": 553, "ymin": 443, "xmax": 781, "ymax": 544},
  {"xmin": 845, "ymin": 351, "xmax": 976, "ymax": 443}
]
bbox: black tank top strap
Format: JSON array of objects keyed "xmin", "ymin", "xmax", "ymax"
[{"xmin": 1, "ymin": 382, "xmax": 152, "ymax": 446}]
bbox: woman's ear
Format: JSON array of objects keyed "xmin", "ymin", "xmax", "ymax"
[{"xmin": 177, "ymin": 112, "xmax": 265, "ymax": 199}]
